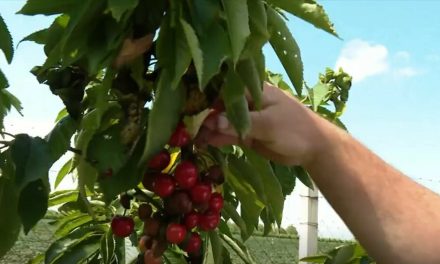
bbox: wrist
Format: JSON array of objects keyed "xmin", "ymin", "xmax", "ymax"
[{"xmin": 302, "ymin": 113, "xmax": 343, "ymax": 171}]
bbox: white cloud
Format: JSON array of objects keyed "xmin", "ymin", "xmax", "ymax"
[
  {"xmin": 335, "ymin": 39, "xmax": 389, "ymax": 83},
  {"xmin": 394, "ymin": 67, "xmax": 420, "ymax": 78}
]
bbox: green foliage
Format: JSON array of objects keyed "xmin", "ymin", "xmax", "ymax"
[
  {"xmin": 0, "ymin": 15, "xmax": 14, "ymax": 64},
  {"xmin": 268, "ymin": 0, "xmax": 338, "ymax": 37},
  {"xmin": 267, "ymin": 7, "xmax": 304, "ymax": 95},
  {"xmin": 0, "ymin": 0, "xmax": 352, "ymax": 262},
  {"xmin": 301, "ymin": 242, "xmax": 375, "ymax": 264},
  {"xmin": 0, "ymin": 15, "xmax": 22, "ymax": 131},
  {"xmin": 0, "ymin": 152, "xmax": 21, "ymax": 258}
]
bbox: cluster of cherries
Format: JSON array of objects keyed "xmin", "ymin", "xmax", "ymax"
[{"xmin": 110, "ymin": 122, "xmax": 224, "ymax": 263}]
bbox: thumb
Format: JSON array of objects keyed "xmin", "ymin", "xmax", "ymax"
[{"xmin": 207, "ymin": 112, "xmax": 268, "ymax": 141}]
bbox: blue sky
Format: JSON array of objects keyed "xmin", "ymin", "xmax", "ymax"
[{"xmin": 1, "ymin": 1, "xmax": 440, "ymax": 238}]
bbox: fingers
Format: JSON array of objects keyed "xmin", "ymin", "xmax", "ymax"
[{"xmin": 201, "ymin": 111, "xmax": 270, "ymax": 142}]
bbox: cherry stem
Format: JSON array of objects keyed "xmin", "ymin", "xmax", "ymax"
[{"xmin": 123, "ymin": 209, "xmax": 127, "ymax": 216}]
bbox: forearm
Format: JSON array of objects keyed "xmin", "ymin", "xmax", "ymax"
[{"xmin": 305, "ymin": 117, "xmax": 440, "ymax": 263}]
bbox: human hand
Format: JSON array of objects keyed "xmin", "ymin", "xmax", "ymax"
[{"xmin": 196, "ymin": 82, "xmax": 329, "ymax": 166}]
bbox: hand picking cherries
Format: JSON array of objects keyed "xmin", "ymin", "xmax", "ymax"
[{"xmin": 111, "ymin": 122, "xmax": 225, "ymax": 263}]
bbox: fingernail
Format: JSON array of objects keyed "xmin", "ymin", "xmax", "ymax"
[{"xmin": 218, "ymin": 114, "xmax": 229, "ymax": 130}]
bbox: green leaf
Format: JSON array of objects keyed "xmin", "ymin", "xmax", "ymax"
[
  {"xmin": 180, "ymin": 19, "xmax": 204, "ymax": 88},
  {"xmin": 186, "ymin": 0, "xmax": 220, "ymax": 36},
  {"xmin": 51, "ymin": 236, "xmax": 101, "ymax": 264},
  {"xmin": 18, "ymin": 0, "xmax": 79, "ymax": 15},
  {"xmin": 243, "ymin": 148, "xmax": 284, "ymax": 226},
  {"xmin": 293, "ymin": 166, "xmax": 314, "ymax": 189},
  {"xmin": 333, "ymin": 244, "xmax": 356, "ymax": 264},
  {"xmin": 0, "ymin": 15, "xmax": 14, "ymax": 63},
  {"xmin": 224, "ymin": 159, "xmax": 264, "ymax": 238},
  {"xmin": 221, "ymin": 67, "xmax": 251, "ymax": 138},
  {"xmin": 267, "ymin": 7, "xmax": 304, "ymax": 95},
  {"xmin": 163, "ymin": 250, "xmax": 188, "ymax": 264},
  {"xmin": 100, "ymin": 135, "xmax": 144, "ymax": 203},
  {"xmin": 108, "ymin": 0, "xmax": 139, "ymax": 21},
  {"xmin": 268, "ymin": 0, "xmax": 338, "ymax": 37},
  {"xmin": 140, "ymin": 70, "xmax": 185, "ymax": 165},
  {"xmin": 183, "ymin": 109, "xmax": 211, "ymax": 139},
  {"xmin": 209, "ymin": 231, "xmax": 224, "ymax": 264},
  {"xmin": 10, "ymin": 134, "xmax": 53, "ymax": 190},
  {"xmin": 77, "ymin": 158, "xmax": 98, "ymax": 192},
  {"xmin": 222, "ymin": 201, "xmax": 249, "ymax": 240},
  {"xmin": 54, "ymin": 158, "xmax": 73, "ymax": 189},
  {"xmin": 0, "ymin": 151, "xmax": 21, "ymax": 258},
  {"xmin": 247, "ymin": 0, "xmax": 268, "ymax": 39},
  {"xmin": 18, "ymin": 179, "xmax": 50, "ymax": 233},
  {"xmin": 114, "ymin": 237, "xmax": 126, "ymax": 264},
  {"xmin": 266, "ymin": 71, "xmax": 295, "ymax": 96},
  {"xmin": 309, "ymin": 82, "xmax": 330, "ymax": 111},
  {"xmin": 272, "ymin": 163, "xmax": 296, "ymax": 197},
  {"xmin": 20, "ymin": 29, "xmax": 48, "ymax": 45},
  {"xmin": 45, "ymin": 116, "xmax": 78, "ymax": 161},
  {"xmin": 55, "ymin": 214, "xmax": 93, "ymax": 237},
  {"xmin": 219, "ymin": 234, "xmax": 256, "ymax": 264},
  {"xmin": 156, "ymin": 16, "xmax": 192, "ymax": 89},
  {"xmin": 0, "ymin": 69, "xmax": 7, "ymax": 89},
  {"xmin": 48, "ymin": 190, "xmax": 79, "ymax": 207},
  {"xmin": 199, "ymin": 23, "xmax": 229, "ymax": 89},
  {"xmin": 237, "ymin": 57, "xmax": 263, "ymax": 109},
  {"xmin": 87, "ymin": 124, "xmax": 128, "ymax": 175},
  {"xmin": 300, "ymin": 255, "xmax": 328, "ymax": 263},
  {"xmin": 222, "ymin": 0, "xmax": 250, "ymax": 64},
  {"xmin": 100, "ymin": 228, "xmax": 115, "ymax": 264},
  {"xmin": 45, "ymin": 224, "xmax": 106, "ymax": 264},
  {"xmin": 55, "ymin": 108, "xmax": 69, "ymax": 122},
  {"xmin": 259, "ymin": 208, "xmax": 274, "ymax": 235}
]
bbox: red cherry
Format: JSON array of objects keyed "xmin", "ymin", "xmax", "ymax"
[
  {"xmin": 199, "ymin": 211, "xmax": 220, "ymax": 231},
  {"xmin": 164, "ymin": 191, "xmax": 193, "ymax": 215},
  {"xmin": 190, "ymin": 183, "xmax": 212, "ymax": 204},
  {"xmin": 204, "ymin": 165, "xmax": 224, "ymax": 185},
  {"xmin": 185, "ymin": 232, "xmax": 202, "ymax": 254},
  {"xmin": 139, "ymin": 235, "xmax": 152, "ymax": 253},
  {"xmin": 119, "ymin": 194, "xmax": 132, "ymax": 209},
  {"xmin": 153, "ymin": 173, "xmax": 176, "ymax": 197},
  {"xmin": 148, "ymin": 151, "xmax": 171, "ymax": 171},
  {"xmin": 138, "ymin": 203, "xmax": 153, "ymax": 220},
  {"xmin": 144, "ymin": 250, "xmax": 162, "ymax": 264},
  {"xmin": 166, "ymin": 223, "xmax": 187, "ymax": 244},
  {"xmin": 169, "ymin": 123, "xmax": 191, "ymax": 147},
  {"xmin": 111, "ymin": 216, "xmax": 134, "ymax": 237},
  {"xmin": 175, "ymin": 161, "xmax": 198, "ymax": 189},
  {"xmin": 144, "ymin": 217, "xmax": 160, "ymax": 237},
  {"xmin": 142, "ymin": 173, "xmax": 155, "ymax": 191},
  {"xmin": 208, "ymin": 193, "xmax": 224, "ymax": 213},
  {"xmin": 184, "ymin": 211, "xmax": 200, "ymax": 230}
]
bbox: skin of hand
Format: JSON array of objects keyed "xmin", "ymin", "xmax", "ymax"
[
  {"xmin": 196, "ymin": 82, "xmax": 331, "ymax": 167},
  {"xmin": 196, "ymin": 82, "xmax": 440, "ymax": 263}
]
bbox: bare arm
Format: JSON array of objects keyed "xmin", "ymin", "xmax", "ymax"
[{"xmin": 197, "ymin": 83, "xmax": 440, "ymax": 263}]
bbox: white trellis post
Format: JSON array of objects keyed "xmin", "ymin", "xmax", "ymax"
[{"xmin": 298, "ymin": 182, "xmax": 319, "ymax": 263}]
